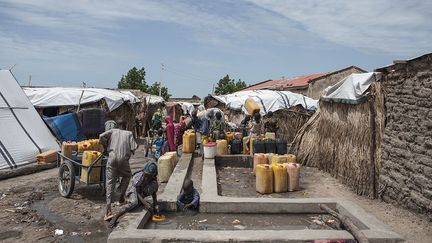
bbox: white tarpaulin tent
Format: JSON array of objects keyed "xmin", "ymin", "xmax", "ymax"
[
  {"xmin": 210, "ymin": 90, "xmax": 318, "ymax": 115},
  {"xmin": 0, "ymin": 70, "xmax": 60, "ymax": 170},
  {"xmin": 23, "ymin": 87, "xmax": 141, "ymax": 112},
  {"xmin": 321, "ymin": 72, "xmax": 381, "ymax": 104}
]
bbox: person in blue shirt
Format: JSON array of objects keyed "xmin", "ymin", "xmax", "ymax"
[
  {"xmin": 152, "ymin": 129, "xmax": 164, "ymax": 160},
  {"xmin": 177, "ymin": 179, "xmax": 200, "ymax": 211},
  {"xmin": 109, "ymin": 162, "xmax": 159, "ymax": 227}
]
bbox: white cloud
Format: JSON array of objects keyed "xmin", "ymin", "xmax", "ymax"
[{"xmin": 245, "ymin": 0, "xmax": 432, "ymax": 54}]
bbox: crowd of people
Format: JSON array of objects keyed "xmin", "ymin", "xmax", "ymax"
[{"xmin": 98, "ymin": 105, "xmax": 278, "ymax": 227}]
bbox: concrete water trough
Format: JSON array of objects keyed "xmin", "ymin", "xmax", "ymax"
[{"xmin": 108, "ymin": 154, "xmax": 403, "ymax": 243}]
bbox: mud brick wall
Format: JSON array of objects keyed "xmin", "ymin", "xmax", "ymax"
[
  {"xmin": 378, "ymin": 55, "xmax": 432, "ymax": 214},
  {"xmin": 307, "ymin": 66, "xmax": 365, "ymax": 100}
]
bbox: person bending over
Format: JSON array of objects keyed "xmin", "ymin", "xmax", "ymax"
[{"xmin": 109, "ymin": 162, "xmax": 159, "ymax": 227}]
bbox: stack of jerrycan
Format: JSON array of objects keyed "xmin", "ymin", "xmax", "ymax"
[
  {"xmin": 245, "ymin": 97, "xmax": 260, "ymax": 115},
  {"xmin": 272, "ymin": 163, "xmax": 288, "ymax": 193},
  {"xmin": 81, "ymin": 151, "xmax": 102, "ymax": 183},
  {"xmin": 61, "ymin": 141, "xmax": 78, "ymax": 163},
  {"xmin": 158, "ymin": 153, "xmax": 175, "ymax": 183},
  {"xmin": 256, "ymin": 164, "xmax": 273, "ymax": 194},
  {"xmin": 88, "ymin": 139, "xmax": 103, "ymax": 152},
  {"xmin": 216, "ymin": 139, "xmax": 228, "ymax": 156},
  {"xmin": 253, "ymin": 153, "xmax": 268, "ymax": 174},
  {"xmin": 182, "ymin": 129, "xmax": 196, "ymax": 153}
]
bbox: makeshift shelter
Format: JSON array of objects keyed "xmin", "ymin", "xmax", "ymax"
[
  {"xmin": 0, "ymin": 70, "xmax": 59, "ymax": 170},
  {"xmin": 126, "ymin": 90, "xmax": 165, "ymax": 136},
  {"xmin": 205, "ymin": 90, "xmax": 318, "ymax": 142},
  {"xmin": 291, "ymin": 72, "xmax": 385, "ymax": 198},
  {"xmin": 23, "ymin": 87, "xmax": 142, "ymax": 133}
]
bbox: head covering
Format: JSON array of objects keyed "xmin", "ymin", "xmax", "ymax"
[
  {"xmin": 143, "ymin": 162, "xmax": 158, "ymax": 176},
  {"xmin": 104, "ymin": 120, "xmax": 117, "ymax": 131},
  {"xmin": 164, "ymin": 115, "xmax": 173, "ymax": 124}
]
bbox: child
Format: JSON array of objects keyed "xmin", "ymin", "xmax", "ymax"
[
  {"xmin": 153, "ymin": 129, "xmax": 164, "ymax": 160},
  {"xmin": 177, "ymin": 179, "xmax": 200, "ymax": 211},
  {"xmin": 109, "ymin": 162, "xmax": 159, "ymax": 227}
]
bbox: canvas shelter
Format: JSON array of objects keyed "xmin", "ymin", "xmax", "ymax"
[
  {"xmin": 0, "ymin": 70, "xmax": 59, "ymax": 170},
  {"xmin": 205, "ymin": 90, "xmax": 318, "ymax": 142}
]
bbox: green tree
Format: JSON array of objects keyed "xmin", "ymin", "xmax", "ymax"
[
  {"xmin": 214, "ymin": 75, "xmax": 247, "ymax": 95},
  {"xmin": 147, "ymin": 82, "xmax": 171, "ymax": 101},
  {"xmin": 117, "ymin": 67, "xmax": 148, "ymax": 92}
]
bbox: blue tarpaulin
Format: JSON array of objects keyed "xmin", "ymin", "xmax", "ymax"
[{"xmin": 43, "ymin": 113, "xmax": 85, "ymax": 142}]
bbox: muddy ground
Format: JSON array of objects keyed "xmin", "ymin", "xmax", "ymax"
[
  {"xmin": 217, "ymin": 165, "xmax": 432, "ymax": 243},
  {"xmin": 0, "ymin": 152, "xmax": 431, "ymax": 243},
  {"xmin": 0, "ymin": 147, "xmax": 152, "ymax": 243}
]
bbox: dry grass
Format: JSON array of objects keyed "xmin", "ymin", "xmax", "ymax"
[{"xmin": 291, "ymin": 83, "xmax": 384, "ymax": 198}]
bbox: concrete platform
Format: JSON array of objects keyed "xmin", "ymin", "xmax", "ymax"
[{"xmin": 108, "ymin": 154, "xmax": 403, "ymax": 243}]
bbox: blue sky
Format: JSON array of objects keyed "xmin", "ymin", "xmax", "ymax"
[{"xmin": 1, "ymin": 0, "xmax": 431, "ymax": 98}]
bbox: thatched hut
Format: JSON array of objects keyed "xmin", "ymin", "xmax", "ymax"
[
  {"xmin": 204, "ymin": 90, "xmax": 318, "ymax": 142},
  {"xmin": 291, "ymin": 72, "xmax": 385, "ymax": 198}
]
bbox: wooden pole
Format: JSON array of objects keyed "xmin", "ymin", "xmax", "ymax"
[{"xmin": 319, "ymin": 204, "xmax": 370, "ymax": 243}]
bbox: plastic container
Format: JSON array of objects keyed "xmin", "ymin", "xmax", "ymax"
[
  {"xmin": 158, "ymin": 154, "xmax": 174, "ymax": 183},
  {"xmin": 231, "ymin": 139, "xmax": 242, "ymax": 155},
  {"xmin": 265, "ymin": 153, "xmax": 274, "ymax": 164},
  {"xmin": 272, "ymin": 163, "xmax": 288, "ymax": 193},
  {"xmin": 287, "ymin": 163, "xmax": 301, "ymax": 191},
  {"xmin": 271, "ymin": 154, "xmax": 288, "ymax": 164},
  {"xmin": 225, "ymin": 132, "xmax": 234, "ymax": 144},
  {"xmin": 80, "ymin": 151, "xmax": 102, "ymax": 183},
  {"xmin": 204, "ymin": 142, "xmax": 216, "ymax": 159},
  {"xmin": 253, "ymin": 153, "xmax": 268, "ymax": 175},
  {"xmin": 245, "ymin": 97, "xmax": 260, "ymax": 115},
  {"xmin": 276, "ymin": 139, "xmax": 287, "ymax": 155},
  {"xmin": 164, "ymin": 151, "xmax": 178, "ymax": 167},
  {"xmin": 61, "ymin": 141, "xmax": 78, "ymax": 163},
  {"xmin": 253, "ymin": 139, "xmax": 266, "ymax": 154},
  {"xmin": 265, "ymin": 139, "xmax": 276, "ymax": 154},
  {"xmin": 216, "ymin": 139, "xmax": 228, "ymax": 156},
  {"xmin": 182, "ymin": 130, "xmax": 196, "ymax": 153},
  {"xmin": 77, "ymin": 141, "xmax": 91, "ymax": 152},
  {"xmin": 256, "ymin": 164, "xmax": 273, "ymax": 194},
  {"xmin": 286, "ymin": 154, "xmax": 297, "ymax": 164},
  {"xmin": 265, "ymin": 132, "xmax": 276, "ymax": 140},
  {"xmin": 88, "ymin": 139, "xmax": 101, "ymax": 151}
]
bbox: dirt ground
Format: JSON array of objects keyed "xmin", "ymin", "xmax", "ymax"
[
  {"xmin": 1, "ymin": 152, "xmax": 431, "ymax": 243},
  {"xmin": 0, "ymin": 146, "xmax": 152, "ymax": 243},
  {"xmin": 217, "ymin": 166, "xmax": 432, "ymax": 243}
]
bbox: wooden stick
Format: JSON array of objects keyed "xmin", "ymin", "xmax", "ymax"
[{"xmin": 319, "ymin": 204, "xmax": 370, "ymax": 243}]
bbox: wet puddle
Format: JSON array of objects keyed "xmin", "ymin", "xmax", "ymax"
[{"xmin": 144, "ymin": 212, "xmax": 340, "ymax": 231}]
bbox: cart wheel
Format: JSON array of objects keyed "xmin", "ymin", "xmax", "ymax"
[{"xmin": 58, "ymin": 161, "xmax": 75, "ymax": 198}]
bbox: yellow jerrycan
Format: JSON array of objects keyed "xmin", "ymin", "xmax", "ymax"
[
  {"xmin": 81, "ymin": 151, "xmax": 102, "ymax": 183},
  {"xmin": 256, "ymin": 164, "xmax": 273, "ymax": 194},
  {"xmin": 272, "ymin": 163, "xmax": 288, "ymax": 193},
  {"xmin": 216, "ymin": 139, "xmax": 228, "ymax": 156},
  {"xmin": 245, "ymin": 97, "xmax": 260, "ymax": 115},
  {"xmin": 286, "ymin": 154, "xmax": 297, "ymax": 163},
  {"xmin": 182, "ymin": 130, "xmax": 196, "ymax": 153},
  {"xmin": 158, "ymin": 154, "xmax": 174, "ymax": 183}
]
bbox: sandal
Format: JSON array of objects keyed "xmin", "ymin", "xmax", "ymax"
[{"xmin": 104, "ymin": 214, "xmax": 113, "ymax": 221}]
